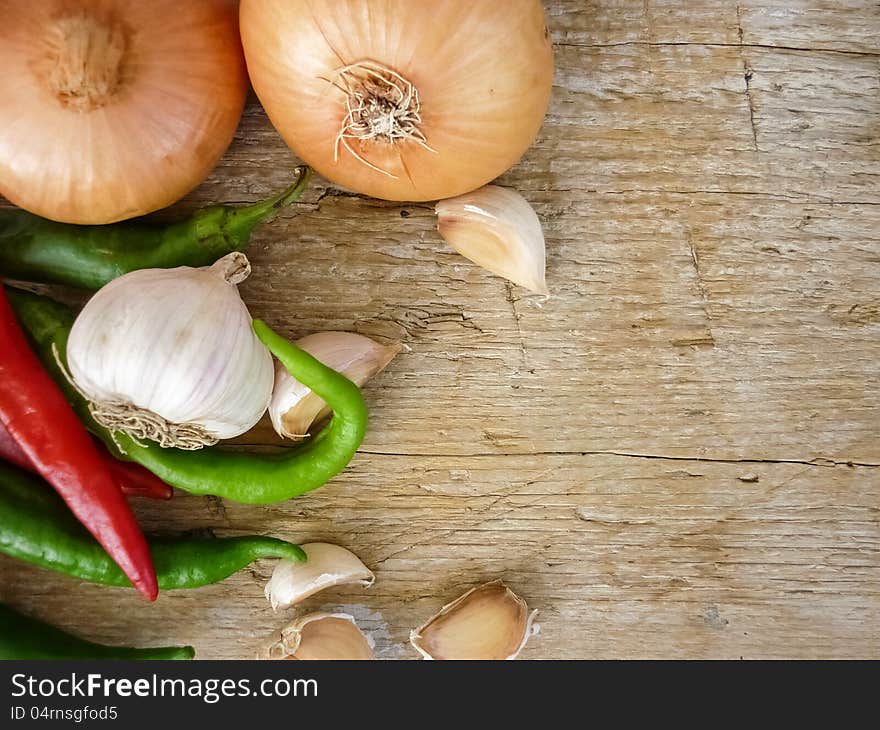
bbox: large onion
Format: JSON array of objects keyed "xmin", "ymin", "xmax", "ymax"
[
  {"xmin": 0, "ymin": 0, "xmax": 247, "ymax": 224},
  {"xmin": 240, "ymin": 0, "xmax": 554, "ymax": 202}
]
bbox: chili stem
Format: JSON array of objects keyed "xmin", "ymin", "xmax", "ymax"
[{"xmin": 0, "ymin": 168, "xmax": 311, "ymax": 289}]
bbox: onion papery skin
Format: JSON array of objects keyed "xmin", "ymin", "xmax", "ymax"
[
  {"xmin": 0, "ymin": 0, "xmax": 247, "ymax": 224},
  {"xmin": 240, "ymin": 0, "xmax": 554, "ymax": 202}
]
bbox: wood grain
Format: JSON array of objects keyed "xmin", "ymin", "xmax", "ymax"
[{"xmin": 1, "ymin": 1, "xmax": 878, "ymax": 659}]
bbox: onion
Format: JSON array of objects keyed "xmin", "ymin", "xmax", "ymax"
[
  {"xmin": 240, "ymin": 0, "xmax": 554, "ymax": 202},
  {"xmin": 0, "ymin": 0, "xmax": 247, "ymax": 224}
]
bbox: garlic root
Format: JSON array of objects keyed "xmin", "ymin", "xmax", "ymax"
[
  {"xmin": 263, "ymin": 613, "xmax": 374, "ymax": 660},
  {"xmin": 411, "ymin": 580, "xmax": 537, "ymax": 660},
  {"xmin": 265, "ymin": 542, "xmax": 375, "ymax": 611},
  {"xmin": 269, "ymin": 332, "xmax": 400, "ymax": 440},
  {"xmin": 436, "ymin": 185, "xmax": 549, "ymax": 295}
]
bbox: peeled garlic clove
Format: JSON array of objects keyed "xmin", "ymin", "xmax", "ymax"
[
  {"xmin": 410, "ymin": 580, "xmax": 538, "ymax": 660},
  {"xmin": 269, "ymin": 332, "xmax": 400, "ymax": 440},
  {"xmin": 265, "ymin": 542, "xmax": 375, "ymax": 610},
  {"xmin": 263, "ymin": 613, "xmax": 374, "ymax": 660},
  {"xmin": 436, "ymin": 185, "xmax": 549, "ymax": 295}
]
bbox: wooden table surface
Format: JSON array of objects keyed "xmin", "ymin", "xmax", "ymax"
[{"xmin": 2, "ymin": 1, "xmax": 878, "ymax": 659}]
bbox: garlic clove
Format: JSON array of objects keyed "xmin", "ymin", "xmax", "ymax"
[
  {"xmin": 265, "ymin": 542, "xmax": 375, "ymax": 610},
  {"xmin": 436, "ymin": 185, "xmax": 549, "ymax": 295},
  {"xmin": 263, "ymin": 613, "xmax": 375, "ymax": 660},
  {"xmin": 410, "ymin": 580, "xmax": 538, "ymax": 660},
  {"xmin": 269, "ymin": 332, "xmax": 401, "ymax": 441}
]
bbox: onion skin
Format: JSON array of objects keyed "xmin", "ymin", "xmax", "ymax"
[
  {"xmin": 240, "ymin": 0, "xmax": 554, "ymax": 202},
  {"xmin": 0, "ymin": 0, "xmax": 247, "ymax": 224}
]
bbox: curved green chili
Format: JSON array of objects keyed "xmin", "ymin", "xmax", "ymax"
[
  {"xmin": 5, "ymin": 287, "xmax": 368, "ymax": 505},
  {"xmin": 0, "ymin": 460, "xmax": 306, "ymax": 589},
  {"xmin": 0, "ymin": 604, "xmax": 194, "ymax": 660},
  {"xmin": 0, "ymin": 167, "xmax": 310, "ymax": 289}
]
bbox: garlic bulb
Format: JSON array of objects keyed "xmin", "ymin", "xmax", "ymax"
[
  {"xmin": 410, "ymin": 580, "xmax": 538, "ymax": 660},
  {"xmin": 269, "ymin": 332, "xmax": 400, "ymax": 440},
  {"xmin": 67, "ymin": 253, "xmax": 273, "ymax": 450},
  {"xmin": 262, "ymin": 613, "xmax": 375, "ymax": 661},
  {"xmin": 436, "ymin": 185, "xmax": 549, "ymax": 295}
]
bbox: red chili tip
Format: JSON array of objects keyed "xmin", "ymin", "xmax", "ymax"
[
  {"xmin": 104, "ymin": 452, "xmax": 174, "ymax": 501},
  {"xmin": 124, "ymin": 484, "xmax": 174, "ymax": 500}
]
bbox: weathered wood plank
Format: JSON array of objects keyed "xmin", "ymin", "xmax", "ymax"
[
  {"xmin": 2, "ymin": 455, "xmax": 877, "ymax": 659},
  {"xmin": 740, "ymin": 1, "xmax": 880, "ymax": 54},
  {"xmin": 226, "ymin": 189, "xmax": 879, "ymax": 467},
  {"xmin": 549, "ymin": 0, "xmax": 740, "ymax": 45}
]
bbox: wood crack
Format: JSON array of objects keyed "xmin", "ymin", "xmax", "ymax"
[
  {"xmin": 358, "ymin": 448, "xmax": 880, "ymax": 468},
  {"xmin": 685, "ymin": 225, "xmax": 715, "ymax": 347},
  {"xmin": 314, "ymin": 188, "xmax": 371, "ymax": 208},
  {"xmin": 504, "ymin": 281, "xmax": 529, "ymax": 368},
  {"xmin": 737, "ymin": 5, "xmax": 760, "ymax": 152},
  {"xmin": 545, "ymin": 188, "xmax": 880, "ymax": 205},
  {"xmin": 553, "ymin": 40, "xmax": 880, "ymax": 59}
]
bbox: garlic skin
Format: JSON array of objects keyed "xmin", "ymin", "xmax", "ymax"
[
  {"xmin": 265, "ymin": 543, "xmax": 375, "ymax": 611},
  {"xmin": 67, "ymin": 253, "xmax": 273, "ymax": 449},
  {"xmin": 410, "ymin": 580, "xmax": 538, "ymax": 660},
  {"xmin": 262, "ymin": 613, "xmax": 375, "ymax": 660},
  {"xmin": 436, "ymin": 185, "xmax": 549, "ymax": 295},
  {"xmin": 269, "ymin": 332, "xmax": 400, "ymax": 440}
]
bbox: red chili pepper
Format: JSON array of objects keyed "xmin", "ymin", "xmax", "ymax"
[
  {"xmin": 1, "ymin": 421, "xmax": 172, "ymax": 501},
  {"xmin": 103, "ymin": 452, "xmax": 173, "ymax": 501},
  {"xmin": 0, "ymin": 419, "xmax": 31, "ymax": 471},
  {"xmin": 0, "ymin": 285, "xmax": 158, "ymax": 600}
]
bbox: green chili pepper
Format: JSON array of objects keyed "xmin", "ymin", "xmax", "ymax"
[
  {"xmin": 0, "ymin": 167, "xmax": 310, "ymax": 289},
  {"xmin": 5, "ymin": 287, "xmax": 368, "ymax": 504},
  {"xmin": 0, "ymin": 460, "xmax": 306, "ymax": 589},
  {"xmin": 0, "ymin": 604, "xmax": 194, "ymax": 660}
]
